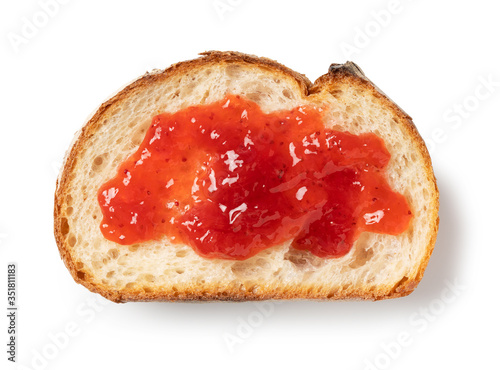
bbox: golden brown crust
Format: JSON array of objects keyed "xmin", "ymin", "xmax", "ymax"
[{"xmin": 54, "ymin": 51, "xmax": 439, "ymax": 303}]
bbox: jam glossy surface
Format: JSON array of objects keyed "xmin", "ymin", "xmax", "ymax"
[{"xmin": 98, "ymin": 95, "xmax": 412, "ymax": 260}]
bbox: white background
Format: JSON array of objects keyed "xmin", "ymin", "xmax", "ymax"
[{"xmin": 1, "ymin": 0, "xmax": 499, "ymax": 369}]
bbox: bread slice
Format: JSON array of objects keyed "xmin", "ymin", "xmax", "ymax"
[{"xmin": 54, "ymin": 51, "xmax": 439, "ymax": 303}]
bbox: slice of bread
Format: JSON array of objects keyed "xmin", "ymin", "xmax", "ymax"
[{"xmin": 54, "ymin": 51, "xmax": 439, "ymax": 303}]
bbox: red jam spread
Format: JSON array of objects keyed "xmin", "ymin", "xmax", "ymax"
[{"xmin": 98, "ymin": 95, "xmax": 412, "ymax": 260}]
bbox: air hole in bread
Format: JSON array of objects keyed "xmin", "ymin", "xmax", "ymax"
[
  {"xmin": 326, "ymin": 291, "xmax": 337, "ymax": 299},
  {"xmin": 245, "ymin": 283, "xmax": 258, "ymax": 293},
  {"xmin": 284, "ymin": 248, "xmax": 326, "ymax": 271},
  {"xmin": 143, "ymin": 287, "xmax": 153, "ymax": 293},
  {"xmin": 388, "ymin": 120, "xmax": 396, "ymax": 132},
  {"xmin": 92, "ymin": 214, "xmax": 97, "ymax": 220},
  {"xmin": 108, "ymin": 248, "xmax": 119, "ymax": 259},
  {"xmin": 200, "ymin": 90, "xmax": 210, "ymax": 104},
  {"xmin": 330, "ymin": 124, "xmax": 344, "ymax": 131},
  {"xmin": 139, "ymin": 274, "xmax": 155, "ymax": 283},
  {"xmin": 349, "ymin": 236, "xmax": 374, "ymax": 269},
  {"xmin": 330, "ymin": 89, "xmax": 343, "ymax": 98},
  {"xmin": 255, "ymin": 258, "xmax": 270, "ymax": 269},
  {"xmin": 128, "ymin": 244, "xmax": 139, "ymax": 252},
  {"xmin": 124, "ymin": 268, "xmax": 135, "ymax": 276},
  {"xmin": 244, "ymin": 84, "xmax": 272, "ymax": 104},
  {"xmin": 94, "ymin": 156, "xmax": 104, "ymax": 166},
  {"xmin": 106, "ymin": 271, "xmax": 115, "ymax": 278},
  {"xmin": 226, "ymin": 64, "xmax": 243, "ymax": 78},
  {"xmin": 282, "ymin": 89, "xmax": 292, "ymax": 99},
  {"xmin": 231, "ymin": 261, "xmax": 262, "ymax": 277},
  {"xmin": 183, "ymin": 82, "xmax": 196, "ymax": 96},
  {"xmin": 351, "ymin": 116, "xmax": 364, "ymax": 129},
  {"xmin": 349, "ymin": 247, "xmax": 374, "ymax": 269},
  {"xmin": 76, "ymin": 271, "xmax": 85, "ymax": 280},
  {"xmin": 128, "ymin": 118, "xmax": 140, "ymax": 128},
  {"xmin": 175, "ymin": 269, "xmax": 185, "ymax": 274},
  {"xmin": 60, "ymin": 217, "xmax": 70, "ymax": 236},
  {"xmin": 66, "ymin": 207, "xmax": 73, "ymax": 216},
  {"xmin": 91, "ymin": 253, "xmax": 103, "ymax": 269},
  {"xmin": 125, "ymin": 282, "xmax": 136, "ymax": 289},
  {"xmin": 75, "ymin": 261, "xmax": 84, "ymax": 270},
  {"xmin": 246, "ymin": 92, "xmax": 263, "ymax": 104},
  {"xmin": 422, "ymin": 188, "xmax": 429, "ymax": 200},
  {"xmin": 342, "ymin": 283, "xmax": 353, "ymax": 290},
  {"xmin": 68, "ymin": 234, "xmax": 77, "ymax": 247},
  {"xmin": 406, "ymin": 223, "xmax": 414, "ymax": 240},
  {"xmin": 131, "ymin": 122, "xmax": 150, "ymax": 145},
  {"xmin": 92, "ymin": 154, "xmax": 108, "ymax": 172},
  {"xmin": 393, "ymin": 276, "xmax": 409, "ymax": 291},
  {"xmin": 131, "ymin": 131, "xmax": 144, "ymax": 146},
  {"xmin": 176, "ymin": 249, "xmax": 188, "ymax": 258},
  {"xmin": 346, "ymin": 105, "xmax": 356, "ymax": 114},
  {"xmin": 111, "ymin": 156, "xmax": 123, "ymax": 168}
]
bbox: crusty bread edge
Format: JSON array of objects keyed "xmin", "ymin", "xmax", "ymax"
[
  {"xmin": 314, "ymin": 61, "xmax": 439, "ymax": 298},
  {"xmin": 54, "ymin": 51, "xmax": 439, "ymax": 303}
]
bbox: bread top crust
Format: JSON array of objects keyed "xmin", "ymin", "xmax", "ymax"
[{"xmin": 54, "ymin": 51, "xmax": 439, "ymax": 303}]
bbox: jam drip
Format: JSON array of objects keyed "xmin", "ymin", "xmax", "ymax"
[{"xmin": 98, "ymin": 95, "xmax": 412, "ymax": 260}]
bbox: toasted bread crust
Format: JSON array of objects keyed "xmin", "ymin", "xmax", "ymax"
[{"xmin": 54, "ymin": 51, "xmax": 439, "ymax": 303}]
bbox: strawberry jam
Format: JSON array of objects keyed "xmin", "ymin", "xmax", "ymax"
[{"xmin": 98, "ymin": 95, "xmax": 412, "ymax": 260}]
